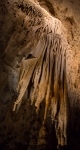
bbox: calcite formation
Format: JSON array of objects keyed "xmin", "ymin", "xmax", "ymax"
[
  {"xmin": 11, "ymin": 0, "xmax": 71, "ymax": 147},
  {"xmin": 0, "ymin": 0, "xmax": 80, "ymax": 149}
]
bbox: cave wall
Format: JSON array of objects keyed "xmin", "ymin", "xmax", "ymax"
[{"xmin": 0, "ymin": 0, "xmax": 80, "ymax": 150}]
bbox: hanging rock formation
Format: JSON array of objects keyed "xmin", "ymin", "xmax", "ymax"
[
  {"xmin": 11, "ymin": 0, "xmax": 70, "ymax": 147},
  {"xmin": 0, "ymin": 0, "xmax": 80, "ymax": 150}
]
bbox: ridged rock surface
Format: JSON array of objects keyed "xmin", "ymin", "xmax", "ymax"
[{"xmin": 0, "ymin": 0, "xmax": 80, "ymax": 150}]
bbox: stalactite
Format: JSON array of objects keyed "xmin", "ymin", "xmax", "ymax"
[
  {"xmin": 13, "ymin": 0, "xmax": 70, "ymax": 147},
  {"xmin": 13, "ymin": 58, "xmax": 38, "ymax": 112}
]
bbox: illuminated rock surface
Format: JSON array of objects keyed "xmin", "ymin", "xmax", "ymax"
[{"xmin": 0, "ymin": 0, "xmax": 80, "ymax": 150}]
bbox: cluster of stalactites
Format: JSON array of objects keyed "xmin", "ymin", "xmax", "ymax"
[
  {"xmin": 13, "ymin": 0, "xmax": 70, "ymax": 147},
  {"xmin": 13, "ymin": 33, "xmax": 69, "ymax": 147}
]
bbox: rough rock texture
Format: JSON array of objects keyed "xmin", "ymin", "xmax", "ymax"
[{"xmin": 0, "ymin": 0, "xmax": 80, "ymax": 150}]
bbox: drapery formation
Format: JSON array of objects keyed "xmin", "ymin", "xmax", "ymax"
[{"xmin": 13, "ymin": 0, "xmax": 70, "ymax": 147}]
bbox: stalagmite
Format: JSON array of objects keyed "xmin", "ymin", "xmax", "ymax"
[{"xmin": 13, "ymin": 0, "xmax": 70, "ymax": 147}]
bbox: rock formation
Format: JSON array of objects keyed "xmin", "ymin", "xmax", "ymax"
[
  {"xmin": 0, "ymin": 0, "xmax": 80, "ymax": 150},
  {"xmin": 12, "ymin": 0, "xmax": 70, "ymax": 147}
]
